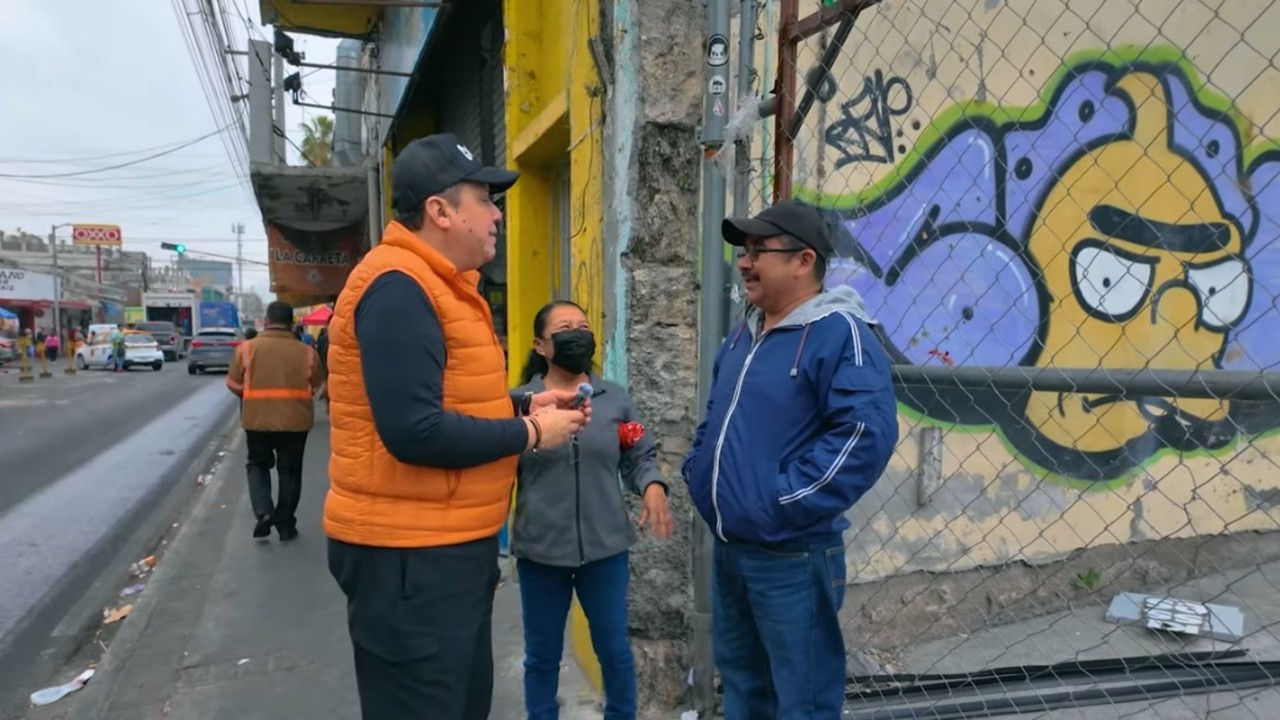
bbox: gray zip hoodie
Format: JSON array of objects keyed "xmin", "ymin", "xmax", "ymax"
[{"xmin": 511, "ymin": 374, "xmax": 666, "ymax": 567}]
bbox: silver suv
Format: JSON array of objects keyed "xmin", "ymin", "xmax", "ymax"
[{"xmin": 134, "ymin": 321, "xmax": 183, "ymax": 361}]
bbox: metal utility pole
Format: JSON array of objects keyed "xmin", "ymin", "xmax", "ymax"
[
  {"xmin": 694, "ymin": 0, "xmax": 731, "ymax": 714},
  {"xmin": 728, "ymin": 0, "xmax": 758, "ymax": 326},
  {"xmin": 233, "ymin": 222, "xmax": 246, "ymax": 314},
  {"xmin": 273, "ymin": 53, "xmax": 287, "ymax": 164},
  {"xmin": 49, "ymin": 225, "xmax": 62, "ymax": 338}
]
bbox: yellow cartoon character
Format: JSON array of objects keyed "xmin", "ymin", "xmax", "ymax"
[{"xmin": 1022, "ymin": 72, "xmax": 1250, "ymax": 468}]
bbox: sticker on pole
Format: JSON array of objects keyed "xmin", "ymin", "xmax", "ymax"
[
  {"xmin": 706, "ymin": 35, "xmax": 728, "ymax": 67},
  {"xmin": 709, "ymin": 76, "xmax": 726, "ymax": 96},
  {"xmin": 713, "ymin": 100, "xmax": 725, "ymax": 117}
]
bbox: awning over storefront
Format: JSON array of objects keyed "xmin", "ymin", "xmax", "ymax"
[
  {"xmin": 0, "ymin": 306, "xmax": 16, "ymax": 320},
  {"xmin": 0, "ymin": 299, "xmax": 91, "ymax": 311},
  {"xmin": 258, "ymin": 0, "xmax": 380, "ymax": 39}
]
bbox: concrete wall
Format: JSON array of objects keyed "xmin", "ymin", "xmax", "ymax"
[{"xmin": 749, "ymin": 0, "xmax": 1280, "ymax": 581}]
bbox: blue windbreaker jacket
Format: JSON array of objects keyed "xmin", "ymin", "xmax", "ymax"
[{"xmin": 682, "ymin": 286, "xmax": 899, "ymax": 544}]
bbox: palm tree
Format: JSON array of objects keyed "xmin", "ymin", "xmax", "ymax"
[{"xmin": 299, "ymin": 115, "xmax": 334, "ymax": 167}]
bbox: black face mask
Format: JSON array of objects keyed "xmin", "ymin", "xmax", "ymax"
[{"xmin": 549, "ymin": 329, "xmax": 595, "ymax": 375}]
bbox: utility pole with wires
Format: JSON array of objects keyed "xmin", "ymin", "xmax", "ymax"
[{"xmin": 232, "ymin": 222, "xmax": 245, "ymax": 316}]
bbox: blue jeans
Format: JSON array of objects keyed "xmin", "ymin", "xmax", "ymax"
[
  {"xmin": 517, "ymin": 552, "xmax": 636, "ymax": 720},
  {"xmin": 713, "ymin": 536, "xmax": 847, "ymax": 719},
  {"xmin": 498, "ymin": 520, "xmax": 511, "ymax": 556}
]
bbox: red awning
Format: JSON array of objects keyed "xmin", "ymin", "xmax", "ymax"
[
  {"xmin": 0, "ymin": 299, "xmax": 92, "ymax": 310},
  {"xmin": 300, "ymin": 305, "xmax": 333, "ymax": 326}
]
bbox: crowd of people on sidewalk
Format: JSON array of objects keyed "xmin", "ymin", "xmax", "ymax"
[{"xmin": 224, "ymin": 132, "xmax": 898, "ymax": 720}]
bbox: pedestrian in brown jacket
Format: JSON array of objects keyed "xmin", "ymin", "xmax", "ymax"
[{"xmin": 226, "ymin": 301, "xmax": 325, "ymax": 542}]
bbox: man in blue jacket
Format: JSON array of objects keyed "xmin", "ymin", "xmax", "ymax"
[{"xmin": 683, "ymin": 200, "xmax": 898, "ymax": 719}]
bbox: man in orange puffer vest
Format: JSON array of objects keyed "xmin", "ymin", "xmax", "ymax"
[{"xmin": 324, "ymin": 133, "xmax": 590, "ymax": 720}]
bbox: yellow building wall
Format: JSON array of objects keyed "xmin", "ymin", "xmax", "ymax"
[
  {"xmin": 504, "ymin": 0, "xmax": 605, "ymax": 384},
  {"xmin": 504, "ymin": 0, "xmax": 608, "ymax": 693}
]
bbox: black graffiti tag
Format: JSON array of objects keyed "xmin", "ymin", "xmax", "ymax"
[{"xmin": 825, "ymin": 69, "xmax": 914, "ymax": 168}]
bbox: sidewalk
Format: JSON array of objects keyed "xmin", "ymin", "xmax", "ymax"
[{"xmin": 44, "ymin": 411, "xmax": 601, "ymax": 719}]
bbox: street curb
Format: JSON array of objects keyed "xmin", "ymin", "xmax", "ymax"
[
  {"xmin": 58, "ymin": 421, "xmax": 246, "ymax": 720},
  {"xmin": 0, "ymin": 398, "xmax": 240, "ymax": 719}
]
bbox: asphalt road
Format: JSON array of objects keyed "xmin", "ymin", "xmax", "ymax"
[
  {"xmin": 0, "ymin": 362, "xmax": 236, "ymax": 715},
  {"xmin": 0, "ymin": 363, "xmax": 224, "ymax": 517}
]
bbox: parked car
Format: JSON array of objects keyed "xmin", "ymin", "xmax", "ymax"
[
  {"xmin": 187, "ymin": 327, "xmax": 243, "ymax": 375},
  {"xmin": 133, "ymin": 321, "xmax": 184, "ymax": 361},
  {"xmin": 75, "ymin": 331, "xmax": 164, "ymax": 371},
  {"xmin": 0, "ymin": 336, "xmax": 17, "ymax": 365}
]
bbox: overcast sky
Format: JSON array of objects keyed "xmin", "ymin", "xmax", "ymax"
[{"xmin": 0, "ymin": 0, "xmax": 341, "ymax": 301}]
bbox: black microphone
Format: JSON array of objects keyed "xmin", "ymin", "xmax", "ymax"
[
  {"xmin": 569, "ymin": 382, "xmax": 593, "ymax": 409},
  {"xmin": 569, "ymin": 382, "xmax": 592, "ymax": 465}
]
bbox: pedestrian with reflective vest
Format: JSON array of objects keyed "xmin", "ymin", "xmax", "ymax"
[{"xmin": 226, "ymin": 300, "xmax": 325, "ymax": 542}]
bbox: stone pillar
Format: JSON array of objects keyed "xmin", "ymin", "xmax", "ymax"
[{"xmin": 603, "ymin": 0, "xmax": 705, "ymax": 710}]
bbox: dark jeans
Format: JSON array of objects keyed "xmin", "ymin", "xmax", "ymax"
[
  {"xmin": 517, "ymin": 552, "xmax": 635, "ymax": 720},
  {"xmin": 713, "ymin": 536, "xmax": 847, "ymax": 720},
  {"xmin": 328, "ymin": 536, "xmax": 500, "ymax": 720},
  {"xmin": 244, "ymin": 430, "xmax": 308, "ymax": 531}
]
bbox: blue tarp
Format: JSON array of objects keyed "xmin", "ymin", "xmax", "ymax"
[
  {"xmin": 100, "ymin": 301, "xmax": 124, "ymax": 324},
  {"xmin": 199, "ymin": 301, "xmax": 240, "ymax": 330},
  {"xmin": 0, "ymin": 306, "xmax": 17, "ymax": 320}
]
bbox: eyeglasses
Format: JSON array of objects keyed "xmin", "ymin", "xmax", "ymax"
[{"xmin": 736, "ymin": 247, "xmax": 805, "ymax": 261}]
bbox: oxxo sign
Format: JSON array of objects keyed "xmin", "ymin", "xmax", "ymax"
[{"xmin": 0, "ymin": 269, "xmax": 57, "ymax": 302}]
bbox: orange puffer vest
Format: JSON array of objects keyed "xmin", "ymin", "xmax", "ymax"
[{"xmin": 322, "ymin": 222, "xmax": 517, "ymax": 548}]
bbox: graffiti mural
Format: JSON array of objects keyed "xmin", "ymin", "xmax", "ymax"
[
  {"xmin": 819, "ymin": 48, "xmax": 1280, "ymax": 483},
  {"xmin": 825, "ymin": 69, "xmax": 916, "ymax": 167}
]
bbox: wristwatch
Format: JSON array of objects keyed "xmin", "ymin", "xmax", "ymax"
[{"xmin": 519, "ymin": 391, "xmax": 534, "ymax": 417}]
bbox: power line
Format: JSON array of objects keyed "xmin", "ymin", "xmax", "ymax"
[
  {"xmin": 0, "ymin": 138, "xmax": 233, "ymax": 166},
  {"xmin": 0, "ymin": 125, "xmax": 233, "ymax": 179}
]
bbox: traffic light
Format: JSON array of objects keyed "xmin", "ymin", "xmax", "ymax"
[{"xmin": 160, "ymin": 242, "xmax": 187, "ymax": 255}]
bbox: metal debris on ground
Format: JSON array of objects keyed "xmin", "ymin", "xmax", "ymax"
[
  {"xmin": 103, "ymin": 604, "xmax": 133, "ymax": 624},
  {"xmin": 29, "ymin": 669, "xmax": 95, "ymax": 706},
  {"xmin": 1105, "ymin": 592, "xmax": 1246, "ymax": 642}
]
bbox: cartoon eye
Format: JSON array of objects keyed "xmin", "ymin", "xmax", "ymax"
[
  {"xmin": 1071, "ymin": 244, "xmax": 1155, "ymax": 321},
  {"xmin": 1186, "ymin": 258, "xmax": 1249, "ymax": 329}
]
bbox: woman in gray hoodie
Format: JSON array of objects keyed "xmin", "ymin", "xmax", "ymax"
[{"xmin": 511, "ymin": 300, "xmax": 673, "ymax": 720}]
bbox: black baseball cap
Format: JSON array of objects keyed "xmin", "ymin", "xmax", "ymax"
[
  {"xmin": 391, "ymin": 133, "xmax": 520, "ymax": 214},
  {"xmin": 722, "ymin": 200, "xmax": 834, "ymax": 259}
]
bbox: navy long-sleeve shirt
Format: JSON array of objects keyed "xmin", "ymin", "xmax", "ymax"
[{"xmin": 355, "ymin": 271, "xmax": 527, "ymax": 469}]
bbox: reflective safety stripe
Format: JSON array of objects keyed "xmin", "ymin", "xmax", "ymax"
[
  {"xmin": 243, "ymin": 387, "xmax": 313, "ymax": 400},
  {"xmin": 239, "ymin": 340, "xmax": 312, "ymax": 401}
]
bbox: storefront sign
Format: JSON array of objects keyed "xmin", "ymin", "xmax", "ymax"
[
  {"xmin": 0, "ymin": 269, "xmax": 57, "ymax": 302},
  {"xmin": 267, "ymin": 222, "xmax": 365, "ymax": 305}
]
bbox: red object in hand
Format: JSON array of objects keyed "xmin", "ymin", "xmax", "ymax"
[{"xmin": 618, "ymin": 421, "xmax": 645, "ymax": 450}]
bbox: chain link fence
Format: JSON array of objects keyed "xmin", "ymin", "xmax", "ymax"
[{"xmin": 715, "ymin": 0, "xmax": 1280, "ymax": 716}]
